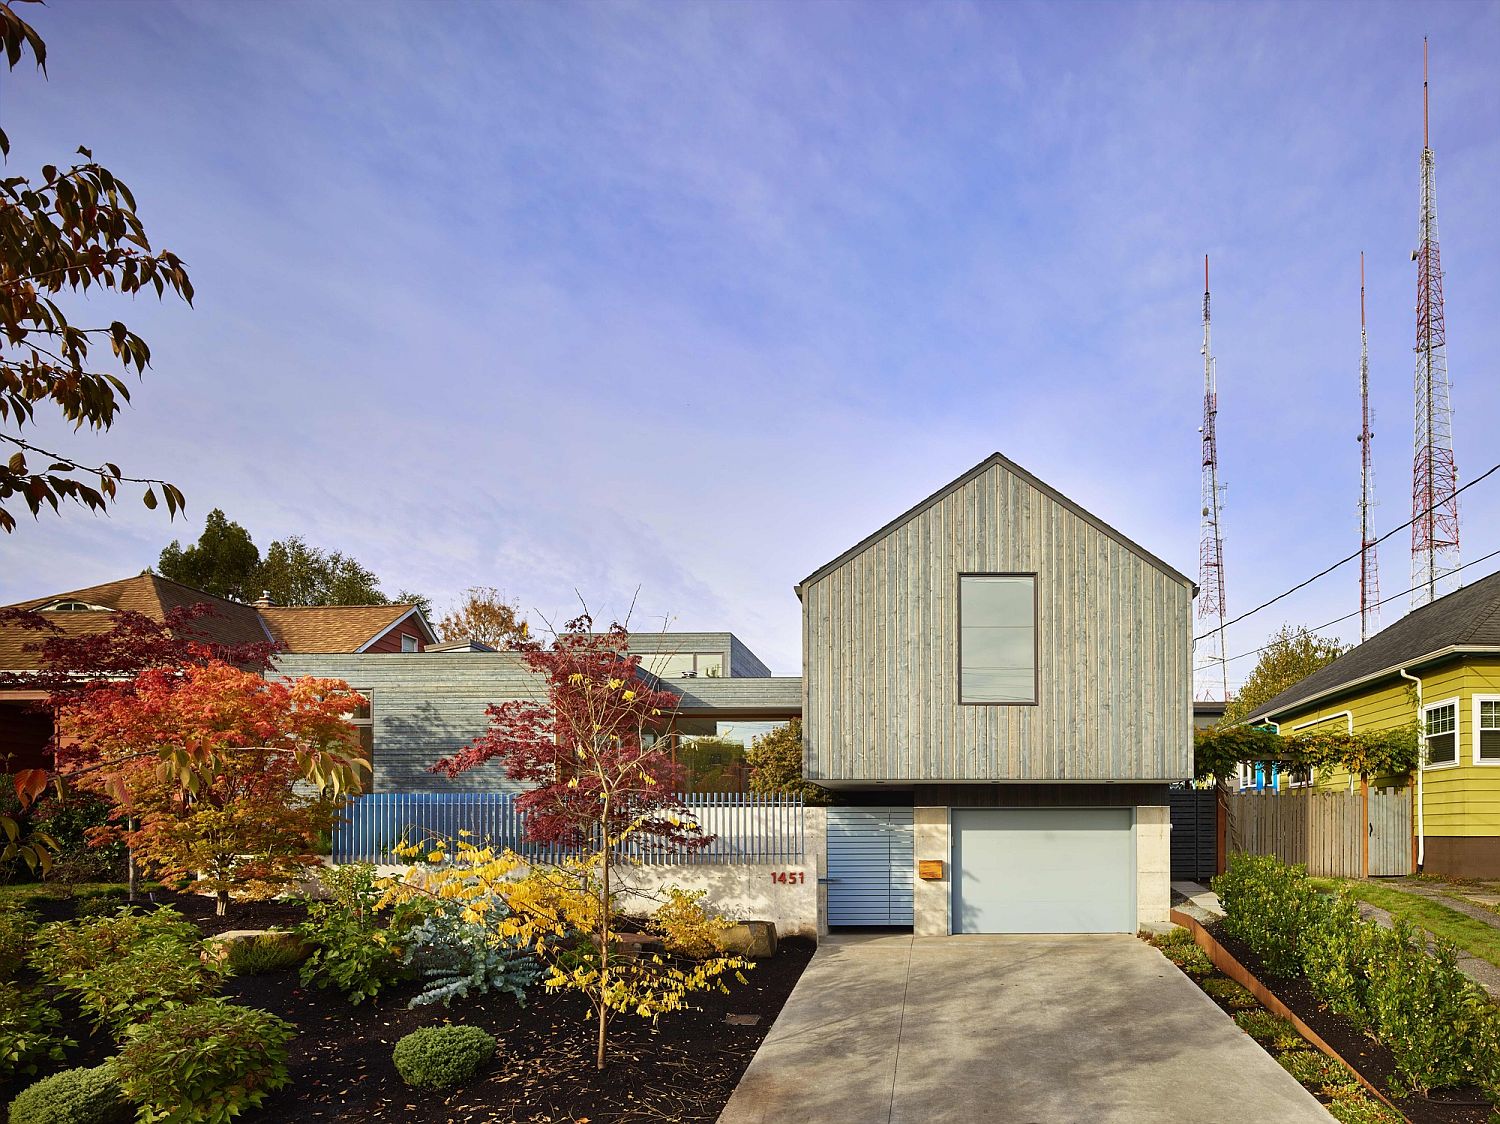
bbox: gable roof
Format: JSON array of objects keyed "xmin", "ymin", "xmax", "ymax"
[
  {"xmin": 1247, "ymin": 568, "xmax": 1500, "ymax": 721},
  {"xmin": 795, "ymin": 452, "xmax": 1195, "ymax": 596},
  {"xmin": 0, "ymin": 573, "xmax": 272, "ymax": 669},
  {"xmin": 0, "ymin": 574, "xmax": 436, "ymax": 667},
  {"xmin": 258, "ymin": 604, "xmax": 435, "ymax": 654}
]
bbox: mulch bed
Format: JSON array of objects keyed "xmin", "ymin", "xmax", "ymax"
[
  {"xmin": 4, "ymin": 889, "xmax": 815, "ymax": 1123},
  {"xmin": 1204, "ymin": 921, "xmax": 1495, "ymax": 1124}
]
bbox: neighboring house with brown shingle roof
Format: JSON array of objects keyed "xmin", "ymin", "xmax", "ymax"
[
  {"xmin": 258, "ymin": 604, "xmax": 434, "ymax": 654},
  {"xmin": 0, "ymin": 573, "xmax": 436, "ymax": 773}
]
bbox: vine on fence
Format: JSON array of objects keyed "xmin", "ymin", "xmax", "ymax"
[{"xmin": 1194, "ymin": 723, "xmax": 1420, "ymax": 783}]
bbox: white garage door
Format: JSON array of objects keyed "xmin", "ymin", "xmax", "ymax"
[{"xmin": 951, "ymin": 808, "xmax": 1135, "ymax": 934}]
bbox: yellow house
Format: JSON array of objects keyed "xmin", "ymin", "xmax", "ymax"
[{"xmin": 1246, "ymin": 570, "xmax": 1500, "ymax": 879}]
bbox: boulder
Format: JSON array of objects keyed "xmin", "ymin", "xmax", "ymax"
[{"xmin": 720, "ymin": 920, "xmax": 777, "ymax": 959}]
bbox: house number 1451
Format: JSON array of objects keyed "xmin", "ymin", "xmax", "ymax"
[{"xmin": 769, "ymin": 871, "xmax": 805, "ymax": 884}]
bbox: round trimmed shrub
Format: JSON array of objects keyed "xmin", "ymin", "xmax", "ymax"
[
  {"xmin": 6, "ymin": 1064, "xmax": 131, "ymax": 1124},
  {"xmin": 391, "ymin": 1025, "xmax": 496, "ymax": 1089}
]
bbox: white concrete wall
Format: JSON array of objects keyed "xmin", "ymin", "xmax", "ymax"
[
  {"xmin": 913, "ymin": 805, "xmax": 950, "ymax": 936},
  {"xmin": 1135, "ymin": 804, "xmax": 1171, "ymax": 928},
  {"xmin": 372, "ymin": 844, "xmax": 823, "ymax": 940}
]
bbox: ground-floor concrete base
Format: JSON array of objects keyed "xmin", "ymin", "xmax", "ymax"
[{"xmin": 717, "ymin": 933, "xmax": 1329, "ymax": 1124}]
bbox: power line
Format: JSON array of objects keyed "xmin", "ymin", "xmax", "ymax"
[
  {"xmin": 1194, "ymin": 544, "xmax": 1500, "ymax": 673},
  {"xmin": 1193, "ymin": 458, "xmax": 1500, "ymax": 643}
]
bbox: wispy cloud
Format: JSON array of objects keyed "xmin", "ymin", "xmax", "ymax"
[{"xmin": 2, "ymin": 0, "xmax": 1498, "ymax": 679}]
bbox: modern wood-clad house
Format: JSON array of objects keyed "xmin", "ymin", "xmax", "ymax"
[
  {"xmin": 797, "ymin": 453, "xmax": 1195, "ymax": 934},
  {"xmin": 272, "ymin": 638, "xmax": 799, "ymax": 794}
]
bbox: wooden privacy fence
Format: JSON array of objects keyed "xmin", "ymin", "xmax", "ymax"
[
  {"xmin": 1225, "ymin": 788, "xmax": 1412, "ymax": 877},
  {"xmin": 332, "ymin": 791, "xmax": 804, "ymax": 866}
]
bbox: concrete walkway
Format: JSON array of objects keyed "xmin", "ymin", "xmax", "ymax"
[{"xmin": 719, "ymin": 933, "xmax": 1328, "ymax": 1124}]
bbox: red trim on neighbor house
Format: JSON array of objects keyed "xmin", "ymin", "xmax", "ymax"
[{"xmin": 364, "ymin": 625, "xmax": 425, "ymax": 654}]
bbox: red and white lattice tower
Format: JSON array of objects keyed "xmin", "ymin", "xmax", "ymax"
[
  {"xmin": 1411, "ymin": 38, "xmax": 1460, "ymax": 608},
  {"xmin": 1359, "ymin": 253, "xmax": 1381, "ymax": 641},
  {"xmin": 1197, "ymin": 256, "xmax": 1229, "ymax": 700}
]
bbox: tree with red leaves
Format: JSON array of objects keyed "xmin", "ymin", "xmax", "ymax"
[
  {"xmin": 58, "ymin": 661, "xmax": 364, "ymax": 915},
  {"xmin": 1, "ymin": 603, "xmax": 284, "ymax": 874},
  {"xmin": 432, "ymin": 614, "xmax": 702, "ymax": 856},
  {"xmin": 424, "ymin": 614, "xmax": 742, "ymax": 1070}
]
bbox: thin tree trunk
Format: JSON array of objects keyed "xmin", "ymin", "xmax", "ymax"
[
  {"xmin": 127, "ymin": 819, "xmax": 138, "ymax": 902},
  {"xmin": 596, "ymin": 799, "xmax": 610, "ymax": 1072},
  {"xmin": 216, "ymin": 889, "xmax": 229, "ymax": 917}
]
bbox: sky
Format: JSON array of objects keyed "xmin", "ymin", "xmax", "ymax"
[{"xmin": 1, "ymin": 0, "xmax": 1498, "ymax": 686}]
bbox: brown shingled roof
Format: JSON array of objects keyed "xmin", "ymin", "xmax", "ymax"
[
  {"xmin": 1, "ymin": 574, "xmax": 434, "ymax": 667},
  {"xmin": 258, "ymin": 605, "xmax": 430, "ymax": 653},
  {"xmin": 0, "ymin": 574, "xmax": 271, "ymax": 669}
]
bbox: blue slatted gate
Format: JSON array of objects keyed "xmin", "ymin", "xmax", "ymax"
[{"xmin": 826, "ymin": 807, "xmax": 914, "ymax": 927}]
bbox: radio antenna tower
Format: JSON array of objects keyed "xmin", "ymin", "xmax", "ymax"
[
  {"xmin": 1197, "ymin": 255, "xmax": 1229, "ymax": 700},
  {"xmin": 1359, "ymin": 253, "xmax": 1381, "ymax": 641},
  {"xmin": 1411, "ymin": 37, "xmax": 1460, "ymax": 608}
]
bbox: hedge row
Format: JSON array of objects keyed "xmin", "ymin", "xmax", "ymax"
[{"xmin": 1215, "ymin": 853, "xmax": 1500, "ymax": 1096}]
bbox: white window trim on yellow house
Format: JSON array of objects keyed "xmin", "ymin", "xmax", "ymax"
[
  {"xmin": 1473, "ymin": 695, "xmax": 1500, "ymax": 766},
  {"xmin": 1422, "ymin": 697, "xmax": 1461, "ymax": 770}
]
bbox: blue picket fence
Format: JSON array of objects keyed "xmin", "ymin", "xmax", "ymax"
[{"xmin": 332, "ymin": 791, "xmax": 804, "ymax": 866}]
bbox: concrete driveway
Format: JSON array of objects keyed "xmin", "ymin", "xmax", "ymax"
[{"xmin": 718, "ymin": 933, "xmax": 1329, "ymax": 1124}]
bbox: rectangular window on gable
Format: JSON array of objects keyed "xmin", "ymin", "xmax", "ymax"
[
  {"xmin": 400, "ymin": 633, "xmax": 419, "ymax": 653},
  {"xmin": 1423, "ymin": 699, "xmax": 1458, "ymax": 767},
  {"xmin": 959, "ymin": 574, "xmax": 1036, "ymax": 704}
]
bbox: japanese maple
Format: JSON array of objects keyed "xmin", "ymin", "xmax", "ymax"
[
  {"xmin": 57, "ymin": 661, "xmax": 366, "ymax": 914},
  {"xmin": 0, "ymin": 603, "xmax": 279, "ymax": 871},
  {"xmin": 415, "ymin": 615, "xmax": 745, "ymax": 1070}
]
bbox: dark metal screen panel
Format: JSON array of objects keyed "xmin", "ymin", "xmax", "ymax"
[{"xmin": 1168, "ymin": 788, "xmax": 1218, "ymax": 882}]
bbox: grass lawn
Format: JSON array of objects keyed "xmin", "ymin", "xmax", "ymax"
[
  {"xmin": 1312, "ymin": 877, "xmax": 1500, "ymax": 970},
  {"xmin": 0, "ymin": 881, "xmax": 161, "ymax": 906}
]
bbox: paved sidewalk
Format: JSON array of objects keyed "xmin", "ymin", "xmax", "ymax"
[{"xmin": 718, "ymin": 933, "xmax": 1329, "ymax": 1124}]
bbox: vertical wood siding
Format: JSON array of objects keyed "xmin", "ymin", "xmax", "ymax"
[{"xmin": 802, "ymin": 460, "xmax": 1193, "ymax": 782}]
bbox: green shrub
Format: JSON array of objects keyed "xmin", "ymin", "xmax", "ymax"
[
  {"xmin": 1201, "ymin": 977, "xmax": 1259, "ymax": 1010},
  {"xmin": 315, "ymin": 862, "xmax": 381, "ymax": 919},
  {"xmin": 391, "ymin": 1024, "xmax": 496, "ymax": 1089},
  {"xmin": 114, "ymin": 1000, "xmax": 294, "ymax": 1124},
  {"xmin": 0, "ymin": 981, "xmax": 73, "ymax": 1077},
  {"xmin": 1217, "ymin": 857, "xmax": 1500, "ymax": 1095},
  {"xmin": 6, "ymin": 1064, "xmax": 131, "ymax": 1124},
  {"xmin": 1300, "ymin": 886, "xmax": 1372, "ymax": 1030},
  {"xmin": 224, "ymin": 932, "xmax": 307, "ymax": 976},
  {"xmin": 29, "ymin": 905, "xmax": 223, "ymax": 1036},
  {"xmin": 1326, "ymin": 1091, "xmax": 1404, "ymax": 1124},
  {"xmin": 67, "ymin": 938, "xmax": 227, "ymax": 1035},
  {"xmin": 1233, "ymin": 1009, "xmax": 1303, "ymax": 1051},
  {"xmin": 1362, "ymin": 920, "xmax": 1500, "ymax": 1095},
  {"xmin": 1278, "ymin": 1048, "xmax": 1360, "ymax": 1093},
  {"xmin": 296, "ymin": 901, "xmax": 407, "ymax": 1004},
  {"xmin": 0, "ymin": 904, "xmax": 31, "ymax": 979},
  {"xmin": 30, "ymin": 906, "xmax": 201, "ymax": 982},
  {"xmin": 1213, "ymin": 853, "xmax": 1316, "ymax": 977}
]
